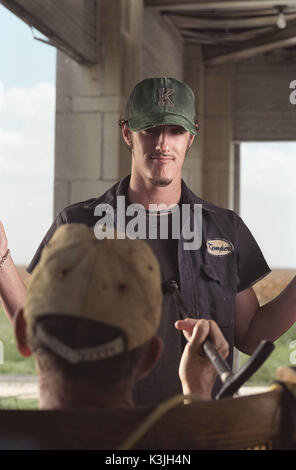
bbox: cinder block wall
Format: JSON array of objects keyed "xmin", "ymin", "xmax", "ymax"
[{"xmin": 54, "ymin": 49, "xmax": 122, "ymax": 214}]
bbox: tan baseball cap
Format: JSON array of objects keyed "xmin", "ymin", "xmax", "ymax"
[{"xmin": 24, "ymin": 224, "xmax": 162, "ymax": 363}]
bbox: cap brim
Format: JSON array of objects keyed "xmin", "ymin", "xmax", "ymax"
[{"xmin": 128, "ymin": 113, "xmax": 197, "ymax": 135}]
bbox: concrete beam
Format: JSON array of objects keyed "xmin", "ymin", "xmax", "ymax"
[
  {"xmin": 168, "ymin": 13, "xmax": 296, "ymax": 30},
  {"xmin": 182, "ymin": 27, "xmax": 274, "ymax": 44},
  {"xmin": 206, "ymin": 36, "xmax": 296, "ymax": 66},
  {"xmin": 205, "ymin": 17, "xmax": 296, "ymax": 64},
  {"xmin": 1, "ymin": 0, "xmax": 98, "ymax": 64},
  {"xmin": 145, "ymin": 1, "xmax": 296, "ymax": 12}
]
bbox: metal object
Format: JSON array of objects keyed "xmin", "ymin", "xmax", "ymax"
[
  {"xmin": 206, "ymin": 338, "xmax": 274, "ymax": 399},
  {"xmin": 163, "ymin": 279, "xmax": 275, "ymax": 399}
]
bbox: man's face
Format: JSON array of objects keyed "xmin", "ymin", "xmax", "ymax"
[{"xmin": 123, "ymin": 124, "xmax": 195, "ymax": 187}]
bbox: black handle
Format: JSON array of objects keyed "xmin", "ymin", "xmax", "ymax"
[
  {"xmin": 162, "ymin": 280, "xmax": 194, "ymax": 319},
  {"xmin": 216, "ymin": 340, "xmax": 275, "ymax": 399},
  {"xmin": 202, "ymin": 339, "xmax": 232, "ymax": 382}
]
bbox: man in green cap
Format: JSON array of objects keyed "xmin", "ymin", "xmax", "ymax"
[{"xmin": 0, "ymin": 77, "xmax": 296, "ymax": 403}]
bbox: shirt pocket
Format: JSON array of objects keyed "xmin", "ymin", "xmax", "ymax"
[{"xmin": 199, "ymin": 259, "xmax": 239, "ymax": 329}]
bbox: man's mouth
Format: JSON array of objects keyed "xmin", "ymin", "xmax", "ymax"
[{"xmin": 150, "ymin": 155, "xmax": 174, "ymax": 161}]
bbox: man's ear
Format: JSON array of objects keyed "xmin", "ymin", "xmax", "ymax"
[
  {"xmin": 134, "ymin": 336, "xmax": 163, "ymax": 381},
  {"xmin": 14, "ymin": 308, "xmax": 32, "ymax": 357},
  {"xmin": 188, "ymin": 132, "xmax": 195, "ymax": 148},
  {"xmin": 121, "ymin": 122, "xmax": 133, "ymax": 147}
]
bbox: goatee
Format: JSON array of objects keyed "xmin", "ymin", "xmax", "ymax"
[{"xmin": 149, "ymin": 177, "xmax": 173, "ymax": 187}]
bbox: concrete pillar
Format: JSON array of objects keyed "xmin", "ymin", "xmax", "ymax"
[
  {"xmin": 143, "ymin": 9, "xmax": 183, "ymax": 81},
  {"xmin": 203, "ymin": 71, "xmax": 235, "ymax": 209},
  {"xmin": 54, "ymin": 0, "xmax": 143, "ymax": 216},
  {"xmin": 183, "ymin": 44, "xmax": 204, "ymax": 197}
]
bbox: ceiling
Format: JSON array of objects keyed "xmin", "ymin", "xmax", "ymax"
[{"xmin": 145, "ymin": 0, "xmax": 296, "ymax": 65}]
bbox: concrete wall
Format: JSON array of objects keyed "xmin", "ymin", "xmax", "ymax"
[
  {"xmin": 202, "ymin": 66, "xmax": 235, "ymax": 209},
  {"xmin": 143, "ymin": 9, "xmax": 183, "ymax": 81},
  {"xmin": 184, "ymin": 44, "xmax": 204, "ymax": 198}
]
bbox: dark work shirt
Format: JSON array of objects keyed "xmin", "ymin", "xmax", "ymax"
[{"xmin": 126, "ymin": 205, "xmax": 185, "ymax": 404}]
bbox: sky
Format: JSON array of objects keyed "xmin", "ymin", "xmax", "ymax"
[
  {"xmin": 0, "ymin": 5, "xmax": 55, "ymax": 265},
  {"xmin": 0, "ymin": 4, "xmax": 295, "ymax": 269},
  {"xmin": 240, "ymin": 143, "xmax": 296, "ymax": 269}
]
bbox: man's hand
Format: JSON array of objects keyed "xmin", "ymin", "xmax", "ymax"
[
  {"xmin": 175, "ymin": 318, "xmax": 229, "ymax": 400},
  {"xmin": 0, "ymin": 221, "xmax": 8, "ymax": 257},
  {"xmin": 0, "ymin": 220, "xmax": 27, "ymax": 324}
]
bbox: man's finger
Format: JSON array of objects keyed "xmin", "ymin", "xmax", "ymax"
[
  {"xmin": 174, "ymin": 318, "xmax": 197, "ymax": 333},
  {"xmin": 187, "ymin": 320, "xmax": 210, "ymax": 352},
  {"xmin": 208, "ymin": 320, "xmax": 229, "ymax": 359}
]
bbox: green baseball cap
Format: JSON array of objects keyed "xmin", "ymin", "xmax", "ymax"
[{"xmin": 124, "ymin": 77, "xmax": 197, "ymax": 135}]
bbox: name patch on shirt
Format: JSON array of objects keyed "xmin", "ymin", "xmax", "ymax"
[{"xmin": 207, "ymin": 239, "xmax": 234, "ymax": 256}]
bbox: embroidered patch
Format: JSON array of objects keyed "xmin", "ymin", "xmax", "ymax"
[
  {"xmin": 206, "ymin": 239, "xmax": 234, "ymax": 256},
  {"xmin": 157, "ymin": 88, "xmax": 175, "ymax": 108}
]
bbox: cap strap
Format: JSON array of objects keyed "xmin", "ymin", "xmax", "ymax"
[{"xmin": 35, "ymin": 324, "xmax": 125, "ymax": 363}]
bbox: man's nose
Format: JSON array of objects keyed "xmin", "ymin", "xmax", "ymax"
[{"xmin": 155, "ymin": 130, "xmax": 170, "ymax": 153}]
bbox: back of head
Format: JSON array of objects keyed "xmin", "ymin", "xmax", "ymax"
[{"xmin": 24, "ymin": 224, "xmax": 162, "ymax": 390}]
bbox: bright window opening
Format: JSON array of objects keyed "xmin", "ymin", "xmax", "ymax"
[{"xmin": 239, "ymin": 142, "xmax": 296, "ymax": 389}]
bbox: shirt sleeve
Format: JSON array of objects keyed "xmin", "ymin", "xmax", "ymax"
[
  {"xmin": 236, "ymin": 217, "xmax": 271, "ymax": 292},
  {"xmin": 26, "ymin": 212, "xmax": 65, "ymax": 274}
]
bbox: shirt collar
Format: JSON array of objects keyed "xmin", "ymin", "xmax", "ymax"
[
  {"xmin": 83, "ymin": 175, "xmax": 215, "ymax": 213},
  {"xmin": 83, "ymin": 176, "xmax": 131, "ymax": 209},
  {"xmin": 180, "ymin": 180, "xmax": 215, "ymax": 213}
]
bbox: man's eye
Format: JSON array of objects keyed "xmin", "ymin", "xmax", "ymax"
[
  {"xmin": 143, "ymin": 127, "xmax": 185, "ymax": 135},
  {"xmin": 171, "ymin": 128, "xmax": 185, "ymax": 135}
]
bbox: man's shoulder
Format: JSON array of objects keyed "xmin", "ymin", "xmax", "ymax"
[
  {"xmin": 58, "ymin": 178, "xmax": 128, "ymax": 223},
  {"xmin": 182, "ymin": 181, "xmax": 239, "ymax": 222}
]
